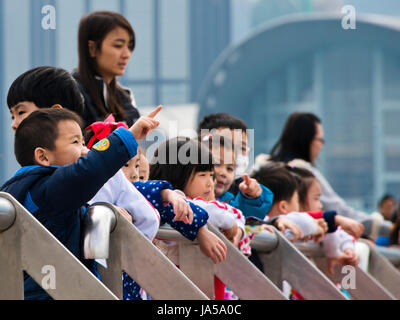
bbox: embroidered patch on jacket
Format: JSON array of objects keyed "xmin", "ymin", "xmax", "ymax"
[{"xmin": 93, "ymin": 138, "xmax": 110, "ymax": 151}]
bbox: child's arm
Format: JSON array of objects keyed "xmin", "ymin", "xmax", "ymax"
[
  {"xmin": 197, "ymin": 226, "xmax": 227, "ymax": 263},
  {"xmin": 89, "ymin": 170, "xmax": 161, "ymax": 240},
  {"xmin": 160, "ymin": 189, "xmax": 193, "ymax": 224},
  {"xmin": 323, "ymin": 229, "xmax": 359, "ymax": 274},
  {"xmin": 280, "ymin": 212, "xmax": 321, "ymax": 240},
  {"xmin": 191, "ymin": 198, "xmax": 245, "ymax": 241},
  {"xmin": 268, "ymin": 216, "xmax": 304, "ymax": 242},
  {"xmin": 233, "ymin": 174, "xmax": 274, "ymax": 219},
  {"xmin": 32, "ymin": 108, "xmax": 161, "ymax": 215},
  {"xmin": 335, "ymin": 215, "xmax": 364, "ymax": 239}
]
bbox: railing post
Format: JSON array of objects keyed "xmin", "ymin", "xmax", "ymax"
[
  {"xmin": 179, "ymin": 242, "xmax": 215, "ymax": 299},
  {"xmin": 82, "ymin": 203, "xmax": 122, "ymax": 298},
  {"xmin": 0, "ymin": 197, "xmax": 23, "ymax": 299},
  {"xmin": 254, "ymin": 230, "xmax": 347, "ymax": 300},
  {"xmin": 0, "ymin": 192, "xmax": 118, "ymax": 300}
]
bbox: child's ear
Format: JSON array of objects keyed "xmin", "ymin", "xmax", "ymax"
[
  {"xmin": 50, "ymin": 104, "xmax": 62, "ymax": 109},
  {"xmin": 278, "ymin": 200, "xmax": 289, "ymax": 215},
  {"xmin": 34, "ymin": 147, "xmax": 51, "ymax": 166},
  {"xmin": 88, "ymin": 40, "xmax": 97, "ymax": 58}
]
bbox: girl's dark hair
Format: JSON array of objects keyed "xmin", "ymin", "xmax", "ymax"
[
  {"xmin": 251, "ymin": 162, "xmax": 298, "ymax": 204},
  {"xmin": 270, "ymin": 112, "xmax": 321, "ymax": 163},
  {"xmin": 149, "ymin": 137, "xmax": 214, "ymax": 191},
  {"xmin": 7, "ymin": 66, "xmax": 84, "ymax": 114},
  {"xmin": 77, "ymin": 10, "xmax": 135, "ymax": 121},
  {"xmin": 15, "ymin": 109, "xmax": 83, "ymax": 166},
  {"xmin": 286, "ymin": 166, "xmax": 316, "ymax": 210}
]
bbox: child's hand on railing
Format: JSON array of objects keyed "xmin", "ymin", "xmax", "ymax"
[
  {"xmin": 274, "ymin": 217, "xmax": 304, "ymax": 242},
  {"xmin": 129, "ymin": 105, "xmax": 161, "ymax": 140},
  {"xmin": 313, "ymin": 218, "xmax": 328, "ymax": 243},
  {"xmin": 326, "ymin": 249, "xmax": 360, "ymax": 274},
  {"xmin": 161, "ymin": 189, "xmax": 194, "ymax": 224},
  {"xmin": 115, "ymin": 206, "xmax": 133, "ymax": 223},
  {"xmin": 335, "ymin": 215, "xmax": 364, "ymax": 239},
  {"xmin": 197, "ymin": 226, "xmax": 227, "ymax": 263}
]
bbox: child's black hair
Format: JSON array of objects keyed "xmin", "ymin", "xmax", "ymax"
[
  {"xmin": 251, "ymin": 162, "xmax": 298, "ymax": 204},
  {"xmin": 286, "ymin": 166, "xmax": 316, "ymax": 210},
  {"xmin": 15, "ymin": 108, "xmax": 83, "ymax": 166},
  {"xmin": 149, "ymin": 137, "xmax": 214, "ymax": 191},
  {"xmin": 197, "ymin": 113, "xmax": 248, "ymax": 134},
  {"xmin": 7, "ymin": 66, "xmax": 84, "ymax": 115}
]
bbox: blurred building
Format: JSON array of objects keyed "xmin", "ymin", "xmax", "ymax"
[{"xmin": 198, "ymin": 13, "xmax": 400, "ymax": 211}]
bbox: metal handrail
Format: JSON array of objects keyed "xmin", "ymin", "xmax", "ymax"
[
  {"xmin": 295, "ymin": 241, "xmax": 396, "ymax": 300},
  {"xmin": 84, "ymin": 203, "xmax": 209, "ymax": 300},
  {"xmin": 157, "ymin": 224, "xmax": 287, "ymax": 300},
  {"xmin": 251, "ymin": 229, "xmax": 347, "ymax": 300},
  {"xmin": 0, "ymin": 192, "xmax": 117, "ymax": 300},
  {"xmin": 357, "ymin": 239, "xmax": 400, "ymax": 299}
]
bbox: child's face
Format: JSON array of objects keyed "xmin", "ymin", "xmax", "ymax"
[
  {"xmin": 43, "ymin": 120, "xmax": 88, "ymax": 166},
  {"xmin": 122, "ymin": 155, "xmax": 139, "ymax": 182},
  {"xmin": 183, "ymin": 170, "xmax": 214, "ymax": 201},
  {"xmin": 305, "ymin": 179, "xmax": 323, "ymax": 212},
  {"xmin": 10, "ymin": 101, "xmax": 39, "ymax": 132},
  {"xmin": 138, "ymin": 154, "xmax": 149, "ymax": 181},
  {"xmin": 216, "ymin": 127, "xmax": 249, "ymax": 156},
  {"xmin": 212, "ymin": 146, "xmax": 235, "ymax": 197}
]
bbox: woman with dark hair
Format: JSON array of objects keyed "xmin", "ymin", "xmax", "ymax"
[
  {"xmin": 74, "ymin": 10, "xmax": 140, "ymax": 127},
  {"xmin": 269, "ymin": 112, "xmax": 392, "ymax": 240}
]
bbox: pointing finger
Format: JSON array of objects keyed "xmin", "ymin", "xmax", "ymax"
[{"xmin": 147, "ymin": 105, "xmax": 162, "ymax": 119}]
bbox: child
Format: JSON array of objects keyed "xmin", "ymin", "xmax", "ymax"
[
  {"xmin": 149, "ymin": 136, "xmax": 249, "ymax": 300},
  {"xmin": 251, "ymin": 163, "xmax": 327, "ymax": 242},
  {"xmin": 197, "ymin": 113, "xmax": 250, "ymax": 193},
  {"xmin": 201, "ymin": 133, "xmax": 273, "ymax": 220},
  {"xmin": 288, "ymin": 166, "xmax": 361, "ymax": 273},
  {"xmin": 8, "ymin": 66, "xmax": 85, "ymax": 132},
  {"xmin": 0, "ymin": 107, "xmax": 160, "ymax": 299},
  {"xmin": 137, "ymin": 148, "xmax": 150, "ymax": 181}
]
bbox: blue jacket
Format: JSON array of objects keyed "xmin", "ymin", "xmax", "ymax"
[
  {"xmin": 218, "ymin": 184, "xmax": 274, "ymax": 220},
  {"xmin": 1, "ymin": 127, "xmax": 138, "ymax": 300}
]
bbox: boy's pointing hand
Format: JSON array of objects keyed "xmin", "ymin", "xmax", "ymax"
[{"xmin": 130, "ymin": 105, "xmax": 162, "ymax": 140}]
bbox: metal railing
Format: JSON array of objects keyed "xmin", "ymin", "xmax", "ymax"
[
  {"xmin": 83, "ymin": 202, "xmax": 208, "ymax": 300},
  {"xmin": 251, "ymin": 229, "xmax": 347, "ymax": 300},
  {"xmin": 0, "ymin": 192, "xmax": 117, "ymax": 300},
  {"xmin": 157, "ymin": 224, "xmax": 287, "ymax": 300},
  {"xmin": 295, "ymin": 241, "xmax": 396, "ymax": 300}
]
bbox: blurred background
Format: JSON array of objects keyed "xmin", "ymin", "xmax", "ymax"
[{"xmin": 1, "ymin": 0, "xmax": 400, "ymax": 214}]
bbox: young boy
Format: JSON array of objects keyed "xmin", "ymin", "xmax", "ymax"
[
  {"xmin": 1, "ymin": 107, "xmax": 160, "ymax": 299},
  {"xmin": 200, "ymin": 130, "xmax": 273, "ymax": 220},
  {"xmin": 8, "ymin": 66, "xmax": 85, "ymax": 132},
  {"xmin": 251, "ymin": 164, "xmax": 326, "ymax": 241}
]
